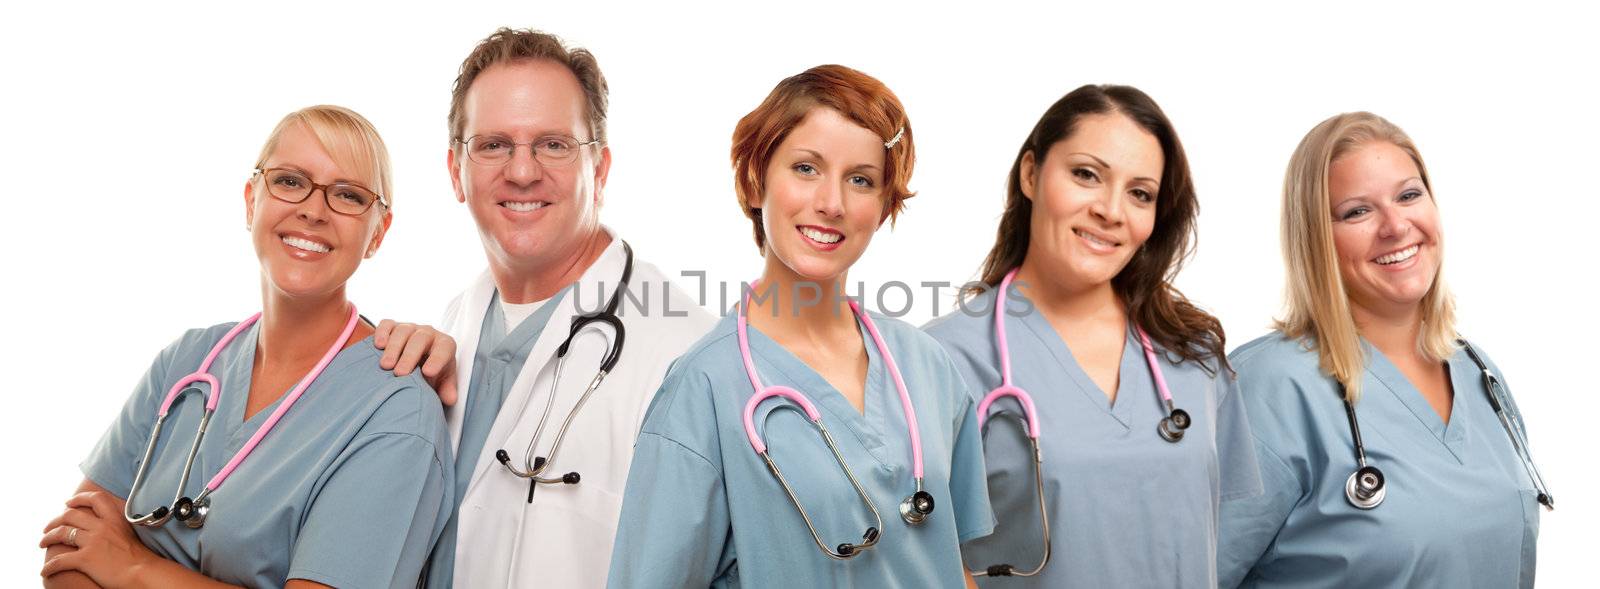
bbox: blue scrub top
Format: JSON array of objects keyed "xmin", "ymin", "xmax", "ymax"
[
  {"xmin": 608, "ymin": 311, "xmax": 994, "ymax": 588},
  {"xmin": 83, "ymin": 322, "xmax": 454, "ymax": 589},
  {"xmin": 426, "ymin": 290, "xmax": 565, "ymax": 588},
  {"xmin": 923, "ymin": 286, "xmax": 1261, "ymax": 588},
  {"xmin": 1218, "ymin": 333, "xmax": 1541, "ymax": 588}
]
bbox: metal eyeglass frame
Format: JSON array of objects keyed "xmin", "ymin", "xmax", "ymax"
[{"xmin": 455, "ymin": 134, "xmax": 603, "ymax": 167}]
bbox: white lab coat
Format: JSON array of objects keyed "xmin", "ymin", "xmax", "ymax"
[{"xmin": 439, "ymin": 233, "xmax": 716, "ymax": 588}]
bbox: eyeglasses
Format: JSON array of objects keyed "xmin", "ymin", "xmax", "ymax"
[
  {"xmin": 456, "ymin": 134, "xmax": 602, "ymax": 167},
  {"xmin": 253, "ymin": 168, "xmax": 387, "ymax": 216}
]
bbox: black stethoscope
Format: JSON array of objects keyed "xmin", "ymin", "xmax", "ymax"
[
  {"xmin": 494, "ymin": 241, "xmax": 632, "ymax": 503},
  {"xmin": 1342, "ymin": 339, "xmax": 1553, "ymax": 511}
]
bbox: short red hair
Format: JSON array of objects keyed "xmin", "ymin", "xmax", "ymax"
[{"xmin": 731, "ymin": 64, "xmax": 916, "ymax": 252}]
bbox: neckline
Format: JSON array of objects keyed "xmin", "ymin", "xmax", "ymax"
[
  {"xmin": 1007, "ymin": 285, "xmax": 1141, "ymax": 427},
  {"xmin": 1360, "ymin": 339, "xmax": 1470, "ymax": 453}
]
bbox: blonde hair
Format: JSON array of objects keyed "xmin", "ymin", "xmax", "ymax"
[
  {"xmin": 254, "ymin": 105, "xmax": 393, "ymax": 209},
  {"xmin": 1276, "ymin": 112, "xmax": 1457, "ymax": 402}
]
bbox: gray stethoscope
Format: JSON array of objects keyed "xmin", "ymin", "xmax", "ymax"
[
  {"xmin": 494, "ymin": 242, "xmax": 632, "ymax": 503},
  {"xmin": 1342, "ymin": 338, "xmax": 1554, "ymax": 511}
]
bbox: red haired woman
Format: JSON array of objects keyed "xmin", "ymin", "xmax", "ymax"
[{"xmin": 607, "ymin": 65, "xmax": 991, "ymax": 588}]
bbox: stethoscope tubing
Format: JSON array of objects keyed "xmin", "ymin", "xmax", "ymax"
[
  {"xmin": 966, "ymin": 268, "xmax": 1060, "ymax": 577},
  {"xmin": 1339, "ymin": 338, "xmax": 1553, "ymax": 511},
  {"xmin": 1460, "ymin": 341, "xmax": 1553, "ymax": 508},
  {"xmin": 736, "ymin": 281, "xmax": 927, "ymax": 482},
  {"xmin": 496, "ymin": 241, "xmax": 633, "ymax": 489},
  {"xmin": 125, "ymin": 305, "xmax": 360, "ymax": 527},
  {"xmin": 736, "ymin": 279, "xmax": 934, "ymax": 558}
]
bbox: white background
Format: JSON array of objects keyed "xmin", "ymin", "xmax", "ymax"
[{"xmin": 2, "ymin": 0, "xmax": 1594, "ymax": 584}]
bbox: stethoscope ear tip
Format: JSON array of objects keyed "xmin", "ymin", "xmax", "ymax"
[{"xmin": 494, "ymin": 450, "xmax": 511, "ymax": 465}]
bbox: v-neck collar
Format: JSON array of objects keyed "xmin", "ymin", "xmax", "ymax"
[
  {"xmin": 742, "ymin": 314, "xmax": 891, "ymax": 459},
  {"xmin": 1362, "ymin": 339, "xmax": 1470, "ymax": 458},
  {"xmin": 1012, "ymin": 289, "xmax": 1139, "ymax": 428},
  {"xmin": 214, "ymin": 321, "xmax": 372, "ymax": 454},
  {"xmin": 484, "ymin": 287, "xmax": 570, "ymax": 363}
]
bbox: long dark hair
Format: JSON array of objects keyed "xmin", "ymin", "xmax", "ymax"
[{"xmin": 973, "ymin": 84, "xmax": 1227, "ymax": 371}]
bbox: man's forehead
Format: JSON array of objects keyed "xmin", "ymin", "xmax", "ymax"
[{"xmin": 462, "ymin": 59, "xmax": 588, "ymax": 135}]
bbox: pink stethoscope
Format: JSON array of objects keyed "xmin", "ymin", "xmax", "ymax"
[
  {"xmin": 123, "ymin": 305, "xmax": 361, "ymax": 529},
  {"xmin": 965, "ymin": 269, "xmax": 1191, "ymax": 578},
  {"xmin": 737, "ymin": 282, "xmax": 934, "ymax": 560}
]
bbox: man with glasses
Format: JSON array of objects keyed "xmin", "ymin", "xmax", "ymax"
[{"xmin": 379, "ymin": 28, "xmax": 714, "ymax": 587}]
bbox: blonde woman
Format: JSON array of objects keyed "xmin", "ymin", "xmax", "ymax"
[
  {"xmin": 40, "ymin": 106, "xmax": 452, "ymax": 588},
  {"xmin": 1218, "ymin": 112, "xmax": 1546, "ymax": 588}
]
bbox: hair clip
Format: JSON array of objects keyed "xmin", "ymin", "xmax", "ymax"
[{"xmin": 884, "ymin": 126, "xmax": 905, "ymax": 149}]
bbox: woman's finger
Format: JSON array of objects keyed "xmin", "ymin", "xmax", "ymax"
[{"xmin": 40, "ymin": 550, "xmax": 85, "ymax": 578}]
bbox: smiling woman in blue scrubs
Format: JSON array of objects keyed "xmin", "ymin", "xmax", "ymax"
[
  {"xmin": 1218, "ymin": 112, "xmax": 1545, "ymax": 588},
  {"xmin": 607, "ymin": 65, "xmax": 991, "ymax": 588},
  {"xmin": 924, "ymin": 85, "xmax": 1261, "ymax": 588},
  {"xmin": 39, "ymin": 106, "xmax": 452, "ymax": 588}
]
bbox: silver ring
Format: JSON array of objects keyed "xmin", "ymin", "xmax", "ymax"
[{"xmin": 66, "ymin": 526, "xmax": 79, "ymax": 547}]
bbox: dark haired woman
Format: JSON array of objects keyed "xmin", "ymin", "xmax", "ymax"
[{"xmin": 923, "ymin": 85, "xmax": 1259, "ymax": 587}]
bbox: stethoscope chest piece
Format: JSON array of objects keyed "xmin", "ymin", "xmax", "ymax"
[
  {"xmin": 173, "ymin": 496, "xmax": 210, "ymax": 528},
  {"xmin": 1345, "ymin": 464, "xmax": 1386, "ymax": 509},
  {"xmin": 899, "ymin": 490, "xmax": 935, "ymax": 525},
  {"xmin": 1158, "ymin": 407, "xmax": 1191, "ymax": 442}
]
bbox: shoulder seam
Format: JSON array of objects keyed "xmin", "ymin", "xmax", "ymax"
[{"xmin": 636, "ymin": 430, "xmax": 721, "ymax": 475}]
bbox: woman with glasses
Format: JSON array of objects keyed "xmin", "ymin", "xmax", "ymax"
[
  {"xmin": 39, "ymin": 105, "xmax": 453, "ymax": 589},
  {"xmin": 922, "ymin": 85, "xmax": 1260, "ymax": 587},
  {"xmin": 607, "ymin": 65, "xmax": 992, "ymax": 588},
  {"xmin": 1217, "ymin": 112, "xmax": 1543, "ymax": 588}
]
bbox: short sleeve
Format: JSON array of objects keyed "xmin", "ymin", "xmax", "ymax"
[
  {"xmin": 288, "ymin": 408, "xmax": 450, "ymax": 589},
  {"xmin": 1216, "ymin": 438, "xmax": 1300, "ymax": 588},
  {"xmin": 1215, "ymin": 371, "xmax": 1264, "ymax": 501},
  {"xmin": 1216, "ymin": 358, "xmax": 1310, "ymax": 588},
  {"xmin": 947, "ymin": 377, "xmax": 996, "ymax": 544},
  {"xmin": 81, "ymin": 333, "xmax": 189, "ymax": 497},
  {"xmin": 608, "ymin": 431, "xmax": 731, "ymax": 588}
]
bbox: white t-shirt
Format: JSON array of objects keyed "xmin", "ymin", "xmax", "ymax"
[{"xmin": 498, "ymin": 296, "xmax": 550, "ymax": 333}]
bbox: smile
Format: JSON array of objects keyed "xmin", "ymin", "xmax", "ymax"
[
  {"xmin": 1073, "ymin": 228, "xmax": 1121, "ymax": 249},
  {"xmin": 1374, "ymin": 244, "xmax": 1419, "ymax": 265},
  {"xmin": 798, "ymin": 225, "xmax": 844, "ymax": 245},
  {"xmin": 282, "ymin": 235, "xmax": 331, "ymax": 254},
  {"xmin": 501, "ymin": 201, "xmax": 549, "ymax": 213}
]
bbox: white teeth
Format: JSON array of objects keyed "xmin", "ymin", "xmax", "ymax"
[
  {"xmin": 1074, "ymin": 229, "xmax": 1115, "ymax": 248},
  {"xmin": 282, "ymin": 236, "xmax": 330, "ymax": 253},
  {"xmin": 503, "ymin": 201, "xmax": 547, "ymax": 212},
  {"xmin": 1375, "ymin": 244, "xmax": 1419, "ymax": 265},
  {"xmin": 800, "ymin": 227, "xmax": 842, "ymax": 244}
]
